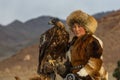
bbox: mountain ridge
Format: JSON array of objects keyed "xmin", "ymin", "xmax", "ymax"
[{"xmin": 0, "ymin": 16, "xmax": 52, "ymax": 60}]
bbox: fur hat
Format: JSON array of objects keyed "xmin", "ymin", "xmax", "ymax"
[{"xmin": 66, "ymin": 10, "xmax": 98, "ymax": 33}]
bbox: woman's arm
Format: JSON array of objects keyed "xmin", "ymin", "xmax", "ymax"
[{"xmin": 77, "ymin": 37, "xmax": 103, "ymax": 77}]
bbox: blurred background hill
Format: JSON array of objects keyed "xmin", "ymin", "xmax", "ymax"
[
  {"xmin": 0, "ymin": 16, "xmax": 53, "ymax": 60},
  {"xmin": 0, "ymin": 10, "xmax": 120, "ymax": 80}
]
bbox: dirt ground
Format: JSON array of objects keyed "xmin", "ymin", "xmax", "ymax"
[{"xmin": 0, "ymin": 66, "xmax": 116, "ymax": 80}]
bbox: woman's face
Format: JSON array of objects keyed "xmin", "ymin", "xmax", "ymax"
[{"xmin": 71, "ymin": 23, "xmax": 86, "ymax": 37}]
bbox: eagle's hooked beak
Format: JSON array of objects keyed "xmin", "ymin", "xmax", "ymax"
[
  {"xmin": 48, "ymin": 20, "xmax": 53, "ymax": 25},
  {"xmin": 48, "ymin": 17, "xmax": 54, "ymax": 25}
]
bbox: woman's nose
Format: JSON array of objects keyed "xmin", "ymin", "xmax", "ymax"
[{"xmin": 75, "ymin": 26, "xmax": 79, "ymax": 31}]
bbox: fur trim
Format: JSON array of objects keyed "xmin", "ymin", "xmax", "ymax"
[
  {"xmin": 86, "ymin": 16, "xmax": 98, "ymax": 34},
  {"xmin": 84, "ymin": 57, "xmax": 102, "ymax": 76},
  {"xmin": 92, "ymin": 35, "xmax": 103, "ymax": 48},
  {"xmin": 99, "ymin": 66, "xmax": 108, "ymax": 80},
  {"xmin": 66, "ymin": 10, "xmax": 98, "ymax": 33},
  {"xmin": 77, "ymin": 68, "xmax": 88, "ymax": 77}
]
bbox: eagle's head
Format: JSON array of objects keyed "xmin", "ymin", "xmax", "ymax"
[
  {"xmin": 48, "ymin": 17, "xmax": 60, "ymax": 25},
  {"xmin": 48, "ymin": 17, "xmax": 65, "ymax": 28}
]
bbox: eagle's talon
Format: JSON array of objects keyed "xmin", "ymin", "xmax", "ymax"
[{"xmin": 48, "ymin": 60, "xmax": 56, "ymax": 66}]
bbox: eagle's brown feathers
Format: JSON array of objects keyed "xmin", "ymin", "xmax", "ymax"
[{"xmin": 37, "ymin": 18, "xmax": 69, "ymax": 76}]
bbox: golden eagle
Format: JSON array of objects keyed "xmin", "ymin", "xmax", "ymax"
[{"xmin": 37, "ymin": 17, "xmax": 70, "ymax": 79}]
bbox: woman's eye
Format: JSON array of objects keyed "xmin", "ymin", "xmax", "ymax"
[{"xmin": 72, "ymin": 26, "xmax": 75, "ymax": 28}]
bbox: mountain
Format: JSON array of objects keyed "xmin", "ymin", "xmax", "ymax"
[
  {"xmin": 0, "ymin": 24, "xmax": 3, "ymax": 29},
  {"xmin": 0, "ymin": 16, "xmax": 53, "ymax": 60},
  {"xmin": 95, "ymin": 10, "xmax": 120, "ymax": 80},
  {"xmin": 93, "ymin": 10, "xmax": 113, "ymax": 19}
]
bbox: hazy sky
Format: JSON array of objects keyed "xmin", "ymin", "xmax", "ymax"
[{"xmin": 0, "ymin": 0, "xmax": 120, "ymax": 25}]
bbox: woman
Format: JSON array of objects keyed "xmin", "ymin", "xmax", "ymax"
[{"xmin": 66, "ymin": 10, "xmax": 108, "ymax": 80}]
